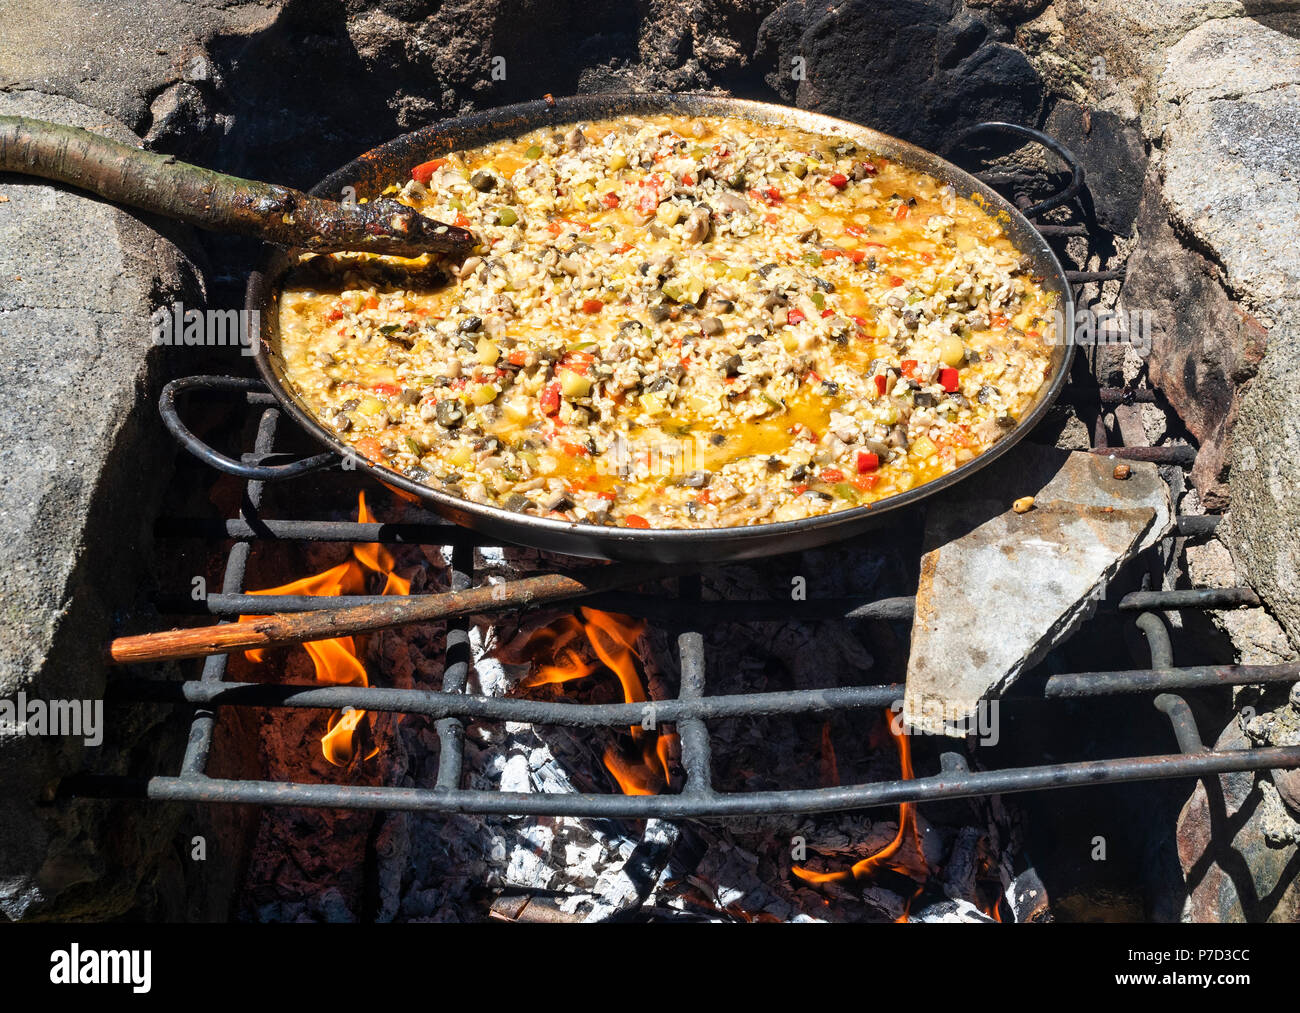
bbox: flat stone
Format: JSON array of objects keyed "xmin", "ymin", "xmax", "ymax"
[{"xmin": 903, "ymin": 446, "xmax": 1170, "ymax": 736}]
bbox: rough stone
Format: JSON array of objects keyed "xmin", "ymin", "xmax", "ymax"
[
  {"xmin": 757, "ymin": 0, "xmax": 1043, "ymax": 154},
  {"xmin": 1122, "ymin": 171, "xmax": 1268, "ymax": 508},
  {"xmin": 1176, "ymin": 718, "xmax": 1300, "ymax": 922},
  {"xmin": 1015, "ymin": 1, "xmax": 1247, "ymax": 125},
  {"xmin": 1157, "ymin": 19, "xmax": 1300, "ymax": 314},
  {"xmin": 1184, "ymin": 537, "xmax": 1299, "ymax": 665},
  {"xmin": 1226, "ymin": 300, "xmax": 1300, "ymax": 646},
  {"xmin": 904, "ymin": 446, "xmax": 1170, "ymax": 736},
  {"xmin": 0, "ymin": 89, "xmax": 202, "ymax": 920}
]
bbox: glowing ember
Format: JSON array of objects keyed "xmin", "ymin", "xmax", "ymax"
[
  {"xmin": 523, "ymin": 608, "xmax": 675, "ymax": 795},
  {"xmin": 239, "ymin": 491, "xmax": 408, "ymax": 765},
  {"xmin": 793, "ymin": 710, "xmax": 931, "ymax": 920}
]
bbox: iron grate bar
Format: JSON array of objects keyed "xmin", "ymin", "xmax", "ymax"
[
  {"xmin": 178, "ymin": 406, "xmax": 280, "ymax": 778},
  {"xmin": 434, "ymin": 541, "xmax": 474, "ymax": 792},
  {"xmin": 674, "ymin": 575, "xmax": 714, "ymax": 798},
  {"xmin": 109, "ymin": 661, "xmax": 1300, "ymax": 726},
  {"xmin": 62, "ymin": 743, "xmax": 1300, "ymax": 818}
]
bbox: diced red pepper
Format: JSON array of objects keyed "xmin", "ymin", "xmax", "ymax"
[
  {"xmin": 857, "ymin": 451, "xmax": 880, "ymax": 473},
  {"xmin": 695, "ymin": 490, "xmax": 712, "ymax": 505},
  {"xmin": 847, "ymin": 250, "xmax": 867, "ymax": 264},
  {"xmin": 820, "ymin": 468, "xmax": 845, "ymax": 483},
  {"xmin": 787, "ymin": 309, "xmax": 806, "ymax": 325},
  {"xmin": 371, "ymin": 382, "xmax": 401, "ymax": 397},
  {"xmin": 939, "ymin": 367, "xmax": 960, "ymax": 392},
  {"xmin": 559, "ymin": 351, "xmax": 595, "ymax": 373},
  {"xmin": 854, "ymin": 474, "xmax": 880, "ymax": 492},
  {"xmin": 507, "ymin": 349, "xmax": 528, "ymax": 366},
  {"xmin": 596, "ymin": 491, "xmax": 617, "ymax": 501},
  {"xmin": 890, "ymin": 276, "xmax": 905, "ymax": 287},
  {"xmin": 540, "ymin": 382, "xmax": 560, "ymax": 415},
  {"xmin": 601, "ymin": 192, "xmax": 620, "ymax": 208},
  {"xmin": 845, "ymin": 224, "xmax": 865, "ymax": 237},
  {"xmin": 454, "ymin": 213, "xmax": 471, "ymax": 228},
  {"xmin": 681, "ymin": 173, "xmax": 694, "ymax": 186},
  {"xmin": 857, "ymin": 160, "xmax": 878, "ymax": 176},
  {"xmin": 920, "ymin": 251, "xmax": 935, "ymax": 264},
  {"xmin": 874, "ymin": 374, "xmax": 888, "ymax": 396},
  {"xmin": 991, "ymin": 313, "xmax": 1010, "ymax": 328},
  {"xmin": 625, "ymin": 514, "xmax": 651, "ymax": 529},
  {"xmin": 325, "ymin": 307, "xmax": 344, "ymax": 322},
  {"xmin": 637, "ymin": 191, "xmax": 660, "ymax": 215},
  {"xmin": 791, "ymin": 484, "xmax": 809, "ymax": 496},
  {"xmin": 894, "ymin": 203, "xmax": 910, "ymax": 220},
  {"xmin": 410, "ymin": 158, "xmax": 447, "ymax": 184},
  {"xmin": 581, "ymin": 299, "xmax": 604, "ymax": 314},
  {"xmin": 354, "ymin": 437, "xmax": 383, "ymax": 462},
  {"xmin": 560, "ymin": 442, "xmax": 589, "ymax": 457},
  {"xmin": 821, "ymin": 308, "xmax": 835, "ymax": 318},
  {"xmin": 764, "ymin": 212, "xmax": 779, "ymax": 225},
  {"xmin": 365, "ymin": 295, "xmax": 380, "ymax": 310},
  {"xmin": 765, "ymin": 187, "xmax": 783, "ymax": 204},
  {"xmin": 828, "ymin": 173, "xmax": 848, "ymax": 189},
  {"xmin": 900, "ymin": 359, "xmax": 918, "ymax": 377}
]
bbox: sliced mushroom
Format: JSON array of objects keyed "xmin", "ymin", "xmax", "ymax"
[{"xmin": 683, "ymin": 206, "xmax": 711, "ymax": 244}]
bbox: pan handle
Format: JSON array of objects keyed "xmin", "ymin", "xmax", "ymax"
[
  {"xmin": 950, "ymin": 121, "xmax": 1084, "ymax": 220},
  {"xmin": 159, "ymin": 375, "xmax": 337, "ymax": 481}
]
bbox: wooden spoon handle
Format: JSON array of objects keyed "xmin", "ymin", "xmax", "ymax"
[{"xmin": 0, "ymin": 115, "xmax": 475, "ymax": 258}]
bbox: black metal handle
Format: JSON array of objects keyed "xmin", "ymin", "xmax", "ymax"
[
  {"xmin": 950, "ymin": 121, "xmax": 1084, "ymax": 220},
  {"xmin": 159, "ymin": 375, "xmax": 336, "ymax": 481}
]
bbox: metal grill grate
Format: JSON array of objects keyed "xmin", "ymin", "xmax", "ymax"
[
  {"xmin": 61, "ymin": 123, "xmax": 1300, "ymax": 818},
  {"xmin": 63, "ymin": 382, "xmax": 1300, "ymax": 817}
]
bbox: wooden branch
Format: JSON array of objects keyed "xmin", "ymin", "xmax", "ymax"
[
  {"xmin": 108, "ymin": 563, "xmax": 686, "ymax": 666},
  {"xmin": 0, "ymin": 115, "xmax": 475, "ymax": 258}
]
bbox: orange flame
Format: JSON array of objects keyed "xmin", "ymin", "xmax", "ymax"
[
  {"xmin": 239, "ymin": 491, "xmax": 409, "ymax": 765},
  {"xmin": 523, "ymin": 608, "xmax": 674, "ymax": 795},
  {"xmin": 793, "ymin": 710, "xmax": 931, "ymax": 920}
]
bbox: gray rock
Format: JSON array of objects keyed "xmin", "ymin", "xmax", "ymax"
[
  {"xmin": 1016, "ymin": 1, "xmax": 1247, "ymax": 125},
  {"xmin": 0, "ymin": 89, "xmax": 202, "ymax": 920},
  {"xmin": 1157, "ymin": 19, "xmax": 1300, "ymax": 313},
  {"xmin": 1225, "ymin": 300, "xmax": 1300, "ymax": 646},
  {"xmin": 903, "ymin": 447, "xmax": 1169, "ymax": 736}
]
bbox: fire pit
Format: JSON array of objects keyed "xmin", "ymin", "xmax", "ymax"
[{"xmin": 3, "ymin": 0, "xmax": 1299, "ymax": 931}]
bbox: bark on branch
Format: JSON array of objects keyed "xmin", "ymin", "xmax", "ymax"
[
  {"xmin": 108, "ymin": 562, "xmax": 687, "ymax": 665},
  {"xmin": 0, "ymin": 115, "xmax": 475, "ymax": 257}
]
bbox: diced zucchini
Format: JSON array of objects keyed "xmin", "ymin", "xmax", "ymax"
[
  {"xmin": 471, "ymin": 383, "xmax": 499, "ymax": 406},
  {"xmin": 449, "ymin": 444, "xmax": 473, "ymax": 467},
  {"xmin": 559, "ymin": 370, "xmax": 592, "ymax": 398},
  {"xmin": 475, "ymin": 338, "xmax": 500, "ymax": 365}
]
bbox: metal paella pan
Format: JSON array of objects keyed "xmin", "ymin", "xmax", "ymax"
[{"xmin": 246, "ymin": 93, "xmax": 1076, "ymax": 562}]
